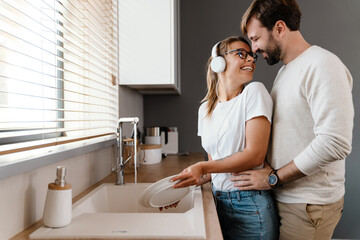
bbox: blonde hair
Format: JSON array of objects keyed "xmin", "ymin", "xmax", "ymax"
[{"xmin": 201, "ymin": 36, "xmax": 251, "ymax": 118}]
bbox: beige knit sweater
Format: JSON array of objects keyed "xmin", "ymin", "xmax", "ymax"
[{"xmin": 269, "ymin": 46, "xmax": 354, "ymax": 204}]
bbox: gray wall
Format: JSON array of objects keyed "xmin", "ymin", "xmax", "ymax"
[{"xmin": 144, "ymin": 0, "xmax": 360, "ymax": 238}]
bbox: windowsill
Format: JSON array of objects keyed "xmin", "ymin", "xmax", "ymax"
[{"xmin": 0, "ymin": 134, "xmax": 116, "ymax": 180}]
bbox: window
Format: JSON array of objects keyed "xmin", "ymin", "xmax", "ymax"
[{"xmin": 0, "ymin": 0, "xmax": 118, "ymax": 157}]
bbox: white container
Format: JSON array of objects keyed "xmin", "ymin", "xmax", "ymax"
[
  {"xmin": 43, "ymin": 186, "xmax": 72, "ymax": 228},
  {"xmin": 145, "ymin": 135, "xmax": 161, "ymax": 145},
  {"xmin": 140, "ymin": 144, "xmax": 162, "ymax": 165},
  {"xmin": 161, "ymin": 131, "xmax": 178, "ymax": 154},
  {"xmin": 43, "ymin": 166, "xmax": 72, "ymax": 228}
]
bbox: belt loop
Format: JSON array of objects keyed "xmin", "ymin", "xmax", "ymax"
[{"xmin": 236, "ymin": 191, "xmax": 241, "ymax": 202}]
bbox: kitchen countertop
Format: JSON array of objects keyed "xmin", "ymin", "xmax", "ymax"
[{"xmin": 11, "ymin": 153, "xmax": 223, "ymax": 240}]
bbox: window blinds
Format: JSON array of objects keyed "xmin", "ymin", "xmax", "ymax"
[{"xmin": 0, "ymin": 0, "xmax": 118, "ymax": 156}]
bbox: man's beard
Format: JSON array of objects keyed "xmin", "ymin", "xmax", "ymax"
[{"xmin": 265, "ymin": 34, "xmax": 281, "ymax": 65}]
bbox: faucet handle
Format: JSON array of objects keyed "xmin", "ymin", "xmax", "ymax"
[{"xmin": 123, "ymin": 156, "xmax": 132, "ymax": 165}]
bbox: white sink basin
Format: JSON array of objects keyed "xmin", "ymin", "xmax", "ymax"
[{"xmin": 30, "ymin": 183, "xmax": 206, "ymax": 239}]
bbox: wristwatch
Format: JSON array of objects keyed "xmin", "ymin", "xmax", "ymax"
[{"xmin": 268, "ymin": 169, "xmax": 280, "ymax": 188}]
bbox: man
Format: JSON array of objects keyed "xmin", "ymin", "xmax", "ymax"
[{"xmin": 231, "ymin": 0, "xmax": 354, "ymax": 239}]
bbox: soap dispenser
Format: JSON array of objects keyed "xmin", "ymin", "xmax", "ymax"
[{"xmin": 43, "ymin": 166, "xmax": 72, "ymax": 228}]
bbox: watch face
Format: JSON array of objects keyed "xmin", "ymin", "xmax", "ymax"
[{"xmin": 269, "ymin": 174, "xmax": 278, "ymax": 185}]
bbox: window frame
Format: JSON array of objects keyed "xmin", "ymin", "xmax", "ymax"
[{"xmin": 0, "ymin": 0, "xmax": 119, "ymax": 179}]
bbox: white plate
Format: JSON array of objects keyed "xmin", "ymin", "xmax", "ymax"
[
  {"xmin": 138, "ymin": 176, "xmax": 173, "ymax": 207},
  {"xmin": 139, "ymin": 176, "xmax": 173, "ymax": 207},
  {"xmin": 139, "ymin": 175, "xmax": 177, "ymax": 208},
  {"xmin": 150, "ymin": 184, "xmax": 194, "ymax": 207},
  {"xmin": 139, "ymin": 175, "xmax": 194, "ymax": 208}
]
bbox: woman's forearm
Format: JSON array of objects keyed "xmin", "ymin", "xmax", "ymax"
[
  {"xmin": 197, "ymin": 173, "xmax": 211, "ymax": 186},
  {"xmin": 201, "ymin": 149, "xmax": 265, "ymax": 175}
]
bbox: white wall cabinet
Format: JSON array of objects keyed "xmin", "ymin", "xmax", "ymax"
[{"xmin": 119, "ymin": 0, "xmax": 180, "ymax": 94}]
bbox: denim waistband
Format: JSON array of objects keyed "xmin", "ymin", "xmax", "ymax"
[{"xmin": 212, "ymin": 189, "xmax": 270, "ymax": 200}]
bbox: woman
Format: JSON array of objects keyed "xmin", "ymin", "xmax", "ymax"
[{"xmin": 171, "ymin": 36, "xmax": 279, "ymax": 240}]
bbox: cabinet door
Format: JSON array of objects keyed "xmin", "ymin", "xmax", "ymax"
[{"xmin": 119, "ymin": 0, "xmax": 180, "ymax": 94}]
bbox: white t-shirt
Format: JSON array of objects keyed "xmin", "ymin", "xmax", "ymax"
[{"xmin": 198, "ymin": 82, "xmax": 273, "ymax": 191}]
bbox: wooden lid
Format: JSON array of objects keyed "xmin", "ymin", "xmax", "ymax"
[
  {"xmin": 123, "ymin": 138, "xmax": 134, "ymax": 143},
  {"xmin": 140, "ymin": 144, "xmax": 162, "ymax": 150},
  {"xmin": 123, "ymin": 138, "xmax": 140, "ymax": 145},
  {"xmin": 48, "ymin": 182, "xmax": 72, "ymax": 190}
]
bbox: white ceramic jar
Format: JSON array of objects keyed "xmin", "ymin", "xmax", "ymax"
[
  {"xmin": 144, "ymin": 135, "xmax": 161, "ymax": 145},
  {"xmin": 139, "ymin": 144, "xmax": 162, "ymax": 165}
]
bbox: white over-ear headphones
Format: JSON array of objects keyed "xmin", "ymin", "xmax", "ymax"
[{"xmin": 210, "ymin": 41, "xmax": 226, "ymax": 73}]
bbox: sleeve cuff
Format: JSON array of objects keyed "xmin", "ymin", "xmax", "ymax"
[{"xmin": 293, "ymin": 147, "xmax": 322, "ymax": 176}]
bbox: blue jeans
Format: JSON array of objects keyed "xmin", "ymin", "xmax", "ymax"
[{"xmin": 213, "ymin": 188, "xmax": 279, "ymax": 240}]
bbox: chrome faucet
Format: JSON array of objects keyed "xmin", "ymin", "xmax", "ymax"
[{"xmin": 115, "ymin": 117, "xmax": 139, "ymax": 185}]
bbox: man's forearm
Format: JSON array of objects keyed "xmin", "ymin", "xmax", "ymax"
[
  {"xmin": 277, "ymin": 161, "xmax": 306, "ymax": 185},
  {"xmin": 231, "ymin": 159, "xmax": 307, "ymax": 190}
]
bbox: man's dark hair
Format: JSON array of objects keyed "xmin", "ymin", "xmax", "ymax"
[{"xmin": 241, "ymin": 0, "xmax": 302, "ymax": 34}]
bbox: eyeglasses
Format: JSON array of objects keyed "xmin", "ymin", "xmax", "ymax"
[{"xmin": 225, "ymin": 48, "xmax": 258, "ymax": 63}]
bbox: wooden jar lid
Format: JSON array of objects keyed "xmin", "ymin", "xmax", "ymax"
[
  {"xmin": 140, "ymin": 144, "xmax": 162, "ymax": 150},
  {"xmin": 123, "ymin": 138, "xmax": 139, "ymax": 144},
  {"xmin": 48, "ymin": 183, "xmax": 72, "ymax": 190}
]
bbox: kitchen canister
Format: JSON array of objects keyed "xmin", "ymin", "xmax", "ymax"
[
  {"xmin": 122, "ymin": 137, "xmax": 141, "ymax": 171},
  {"xmin": 139, "ymin": 144, "xmax": 162, "ymax": 165},
  {"xmin": 144, "ymin": 135, "xmax": 161, "ymax": 145},
  {"xmin": 144, "ymin": 127, "xmax": 161, "ymax": 145},
  {"xmin": 43, "ymin": 166, "xmax": 72, "ymax": 228}
]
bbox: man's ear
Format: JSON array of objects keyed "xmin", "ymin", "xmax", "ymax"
[{"xmin": 273, "ymin": 20, "xmax": 287, "ymax": 38}]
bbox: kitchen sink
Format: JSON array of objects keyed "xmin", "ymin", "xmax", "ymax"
[{"xmin": 30, "ymin": 183, "xmax": 206, "ymax": 239}]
